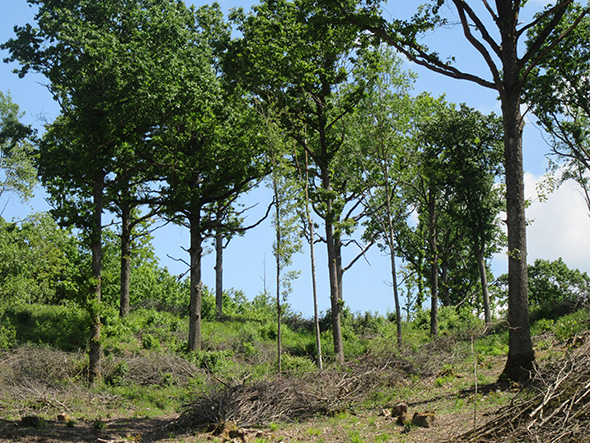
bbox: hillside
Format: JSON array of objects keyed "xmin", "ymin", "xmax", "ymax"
[{"xmin": 1, "ymin": 303, "xmax": 589, "ymax": 442}]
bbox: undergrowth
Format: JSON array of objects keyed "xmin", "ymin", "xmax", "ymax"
[{"xmin": 0, "ymin": 300, "xmax": 588, "ymax": 441}]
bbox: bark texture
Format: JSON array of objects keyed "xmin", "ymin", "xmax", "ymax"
[{"xmin": 187, "ymin": 211, "xmax": 203, "ymax": 352}]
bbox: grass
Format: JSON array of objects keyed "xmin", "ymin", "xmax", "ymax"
[{"xmin": 0, "ymin": 303, "xmax": 588, "ymax": 442}]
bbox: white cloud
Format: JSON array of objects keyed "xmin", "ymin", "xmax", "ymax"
[
  {"xmin": 494, "ymin": 173, "xmax": 590, "ymax": 276},
  {"xmin": 525, "ymin": 173, "xmax": 590, "ymax": 271}
]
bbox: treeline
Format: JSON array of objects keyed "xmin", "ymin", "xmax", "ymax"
[{"xmin": 1, "ymin": 0, "xmax": 589, "ymax": 383}]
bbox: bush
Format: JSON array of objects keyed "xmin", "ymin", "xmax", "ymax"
[
  {"xmin": 554, "ymin": 309, "xmax": 590, "ymax": 342},
  {"xmin": 279, "ymin": 354, "xmax": 316, "ymax": 375},
  {"xmin": 3, "ymin": 303, "xmax": 89, "ymax": 350},
  {"xmin": 528, "ymin": 258, "xmax": 588, "ymax": 320}
]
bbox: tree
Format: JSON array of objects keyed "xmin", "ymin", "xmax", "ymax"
[
  {"xmin": 156, "ymin": 5, "xmax": 267, "ymax": 352},
  {"xmin": 0, "ymin": 212, "xmax": 81, "ymax": 307},
  {"xmin": 264, "ymin": 120, "xmax": 303, "ymax": 373},
  {"xmin": 0, "ymin": 91, "xmax": 37, "ymax": 208},
  {"xmin": 3, "ymin": 0, "xmax": 205, "ymax": 383},
  {"xmin": 527, "ymin": 258, "xmax": 590, "ymax": 320},
  {"xmin": 523, "ymin": 3, "xmax": 590, "ymax": 215},
  {"xmin": 229, "ymin": 0, "xmax": 377, "ymax": 362},
  {"xmin": 419, "ymin": 103, "xmax": 504, "ymax": 325},
  {"xmin": 350, "ymin": 48, "xmax": 415, "ymax": 347},
  {"xmin": 326, "ymin": 0, "xmax": 590, "ymax": 382}
]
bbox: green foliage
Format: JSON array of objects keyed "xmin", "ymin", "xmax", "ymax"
[
  {"xmin": 0, "ymin": 323, "xmax": 17, "ymax": 349},
  {"xmin": 105, "ymin": 360, "xmax": 130, "ymax": 387},
  {"xmin": 523, "ymin": 4, "xmax": 590, "ymax": 205},
  {"xmin": 413, "ymin": 305, "xmax": 483, "ymax": 336},
  {"xmin": 0, "ymin": 213, "xmax": 83, "ymax": 307},
  {"xmin": 186, "ymin": 349, "xmax": 234, "ymax": 374},
  {"xmin": 528, "ymin": 258, "xmax": 589, "ymax": 320},
  {"xmin": 0, "ymin": 90, "xmax": 37, "ymax": 203},
  {"xmin": 554, "ymin": 309, "xmax": 590, "ymax": 342},
  {"xmin": 2, "ymin": 303, "xmax": 89, "ymax": 350}
]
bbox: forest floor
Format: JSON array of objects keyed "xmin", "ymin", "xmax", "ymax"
[{"xmin": 0, "ymin": 344, "xmax": 519, "ymax": 443}]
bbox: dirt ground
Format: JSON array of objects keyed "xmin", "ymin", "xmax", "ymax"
[{"xmin": 0, "ymin": 381, "xmax": 507, "ymax": 443}]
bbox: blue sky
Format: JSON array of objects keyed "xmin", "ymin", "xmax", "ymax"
[{"xmin": 1, "ymin": 0, "xmax": 589, "ymax": 318}]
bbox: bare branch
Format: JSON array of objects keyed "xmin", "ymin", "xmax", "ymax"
[
  {"xmin": 343, "ymin": 238, "xmax": 375, "ymax": 272},
  {"xmin": 452, "ymin": 0, "xmax": 501, "ymax": 57},
  {"xmin": 360, "ymin": 23, "xmax": 496, "ymax": 89}
]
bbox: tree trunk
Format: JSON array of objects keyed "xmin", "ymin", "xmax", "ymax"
[
  {"xmin": 321, "ymin": 169, "xmax": 344, "ymax": 363},
  {"xmin": 476, "ymin": 247, "xmax": 491, "ymax": 325},
  {"xmin": 187, "ymin": 210, "xmax": 203, "ymax": 352},
  {"xmin": 303, "ymin": 152, "xmax": 323, "ymax": 369},
  {"xmin": 89, "ymin": 171, "xmax": 104, "ymax": 385},
  {"xmin": 215, "ymin": 220, "xmax": 223, "ymax": 320},
  {"xmin": 428, "ymin": 193, "xmax": 438, "ymax": 337},
  {"xmin": 384, "ymin": 172, "xmax": 402, "ymax": 348},
  {"xmin": 500, "ymin": 87, "xmax": 535, "ymax": 381},
  {"xmin": 336, "ymin": 237, "xmax": 343, "ymax": 303},
  {"xmin": 440, "ymin": 262, "xmax": 450, "ymax": 307},
  {"xmin": 119, "ymin": 203, "xmax": 131, "ymax": 317},
  {"xmin": 388, "ymin": 246, "xmax": 402, "ymax": 348},
  {"xmin": 274, "ymin": 177, "xmax": 282, "ymax": 373},
  {"xmin": 309, "ymin": 216, "xmax": 323, "ymax": 369}
]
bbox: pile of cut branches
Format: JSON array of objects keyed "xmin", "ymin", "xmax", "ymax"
[
  {"xmin": 454, "ymin": 336, "xmax": 590, "ymax": 443},
  {"xmin": 178, "ymin": 358, "xmax": 392, "ymax": 430}
]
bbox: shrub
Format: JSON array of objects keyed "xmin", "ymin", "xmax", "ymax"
[
  {"xmin": 3, "ymin": 303, "xmax": 89, "ymax": 350},
  {"xmin": 523, "ymin": 258, "xmax": 588, "ymax": 320},
  {"xmin": 279, "ymin": 354, "xmax": 316, "ymax": 375},
  {"xmin": 554, "ymin": 309, "xmax": 590, "ymax": 342}
]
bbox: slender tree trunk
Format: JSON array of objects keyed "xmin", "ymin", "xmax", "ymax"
[
  {"xmin": 274, "ymin": 177, "xmax": 283, "ymax": 373},
  {"xmin": 388, "ymin": 245, "xmax": 402, "ymax": 348},
  {"xmin": 440, "ymin": 262, "xmax": 450, "ymax": 307},
  {"xmin": 476, "ymin": 247, "xmax": 491, "ymax": 325},
  {"xmin": 500, "ymin": 86, "xmax": 534, "ymax": 381},
  {"xmin": 187, "ymin": 210, "xmax": 203, "ymax": 352},
  {"xmin": 303, "ymin": 152, "xmax": 323, "ymax": 369},
  {"xmin": 336, "ymin": 237, "xmax": 343, "ymax": 303},
  {"xmin": 383, "ymin": 169, "xmax": 402, "ymax": 348},
  {"xmin": 119, "ymin": 203, "xmax": 131, "ymax": 317},
  {"xmin": 89, "ymin": 171, "xmax": 104, "ymax": 385},
  {"xmin": 215, "ymin": 211, "xmax": 223, "ymax": 320},
  {"xmin": 428, "ymin": 192, "xmax": 438, "ymax": 337},
  {"xmin": 308, "ymin": 215, "xmax": 323, "ymax": 369}
]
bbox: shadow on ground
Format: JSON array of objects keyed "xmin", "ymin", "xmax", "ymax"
[{"xmin": 0, "ymin": 416, "xmax": 180, "ymax": 443}]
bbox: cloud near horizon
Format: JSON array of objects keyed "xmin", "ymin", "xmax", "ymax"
[{"xmin": 493, "ymin": 172, "xmax": 590, "ymax": 276}]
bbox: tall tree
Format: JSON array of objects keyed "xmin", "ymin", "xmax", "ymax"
[
  {"xmin": 422, "ymin": 104, "xmax": 504, "ymax": 325},
  {"xmin": 325, "ymin": 0, "xmax": 590, "ymax": 382},
  {"xmin": 229, "ymin": 0, "xmax": 376, "ymax": 362},
  {"xmin": 349, "ymin": 49, "xmax": 415, "ymax": 347},
  {"xmin": 156, "ymin": 4, "xmax": 267, "ymax": 352},
  {"xmin": 3, "ymin": 0, "xmax": 202, "ymax": 382}
]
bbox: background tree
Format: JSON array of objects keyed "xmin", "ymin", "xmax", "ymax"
[
  {"xmin": 524, "ymin": 3, "xmax": 590, "ymax": 215},
  {"xmin": 350, "ymin": 48, "xmax": 415, "ymax": 347},
  {"xmin": 419, "ymin": 103, "xmax": 504, "ymax": 325},
  {"xmin": 527, "ymin": 258, "xmax": 589, "ymax": 320},
  {"xmin": 0, "ymin": 212, "xmax": 81, "ymax": 307},
  {"xmin": 230, "ymin": 0, "xmax": 377, "ymax": 362},
  {"xmin": 326, "ymin": 0, "xmax": 590, "ymax": 381},
  {"xmin": 0, "ymin": 91, "xmax": 36, "ymax": 208}
]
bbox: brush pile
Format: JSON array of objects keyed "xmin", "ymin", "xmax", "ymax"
[
  {"xmin": 454, "ymin": 336, "xmax": 590, "ymax": 443},
  {"xmin": 178, "ymin": 356, "xmax": 398, "ymax": 429}
]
